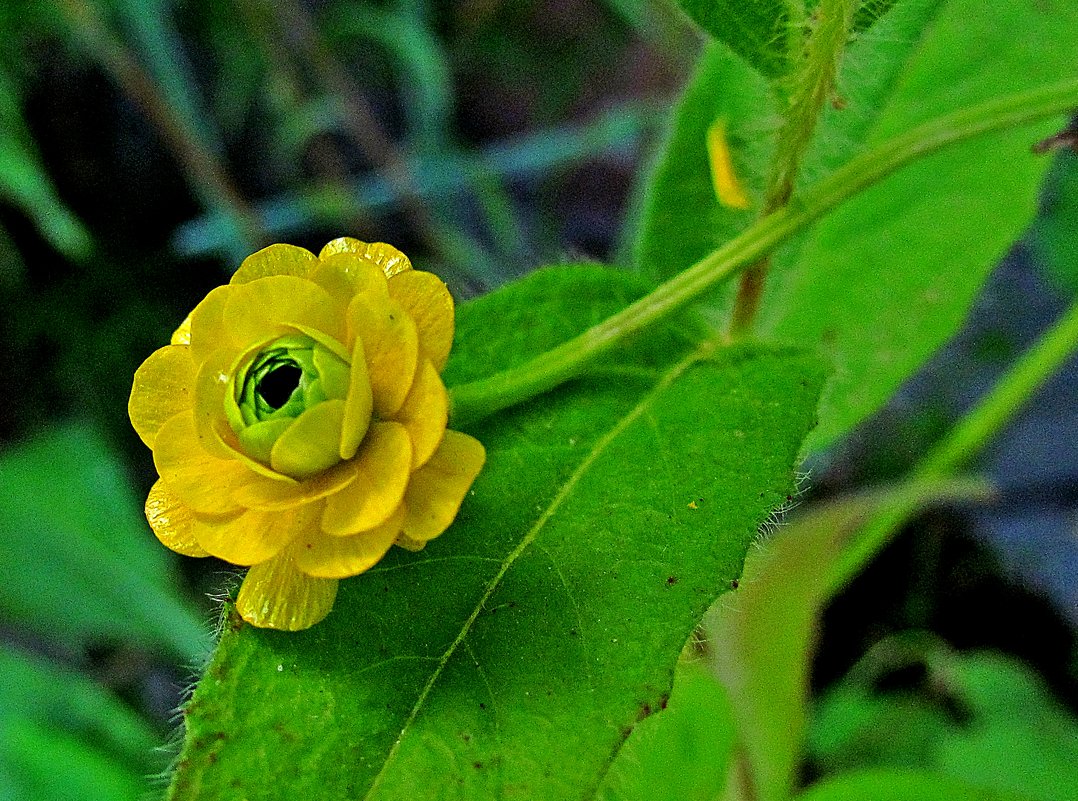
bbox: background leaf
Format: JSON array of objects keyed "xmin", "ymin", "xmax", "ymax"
[
  {"xmin": 1028, "ymin": 149, "xmax": 1078, "ymax": 297},
  {"xmin": 0, "ymin": 65, "xmax": 91, "ymax": 259},
  {"xmin": 672, "ymin": 0, "xmax": 801, "ymax": 81},
  {"xmin": 808, "ymin": 646, "xmax": 1078, "ymax": 801},
  {"xmin": 0, "ymin": 644, "xmax": 164, "ymax": 801},
  {"xmin": 167, "ymin": 265, "xmax": 825, "ymax": 800},
  {"xmin": 703, "ymin": 478, "xmax": 990, "ymax": 801},
  {"xmin": 0, "ymin": 424, "xmax": 208, "ymax": 662},
  {"xmin": 794, "ymin": 768, "xmax": 1027, "ymax": 801},
  {"xmin": 760, "ymin": 0, "xmax": 1078, "ymax": 450}
]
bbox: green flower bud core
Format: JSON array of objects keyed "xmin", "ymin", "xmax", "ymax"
[
  {"xmin": 257, "ymin": 363, "xmax": 302, "ymax": 409},
  {"xmin": 225, "ymin": 333, "xmax": 350, "ymax": 466}
]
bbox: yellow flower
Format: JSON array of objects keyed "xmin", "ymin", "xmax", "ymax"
[{"xmin": 129, "ymin": 238, "xmax": 485, "ymax": 631}]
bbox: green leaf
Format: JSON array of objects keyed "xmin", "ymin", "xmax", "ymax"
[
  {"xmin": 0, "ymin": 643, "xmax": 163, "ymax": 801},
  {"xmin": 168, "ymin": 265, "xmax": 826, "ymax": 800},
  {"xmin": 1028, "ymin": 150, "xmax": 1078, "ymax": 296},
  {"xmin": 631, "ymin": 0, "xmax": 942, "ymax": 284},
  {"xmin": 794, "ymin": 769, "xmax": 1026, "ymax": 801},
  {"xmin": 761, "ymin": 0, "xmax": 1078, "ymax": 450},
  {"xmin": 0, "ymin": 423, "xmax": 208, "ymax": 662},
  {"xmin": 808, "ymin": 645, "xmax": 1078, "ymax": 801},
  {"xmin": 704, "ymin": 478, "xmax": 991, "ymax": 801},
  {"xmin": 938, "ymin": 656, "xmax": 1078, "ymax": 801},
  {"xmin": 673, "ymin": 0, "xmax": 802, "ymax": 80},
  {"xmin": 0, "ymin": 66, "xmax": 91, "ymax": 259},
  {"xmin": 635, "ymin": 1, "xmax": 1078, "ymax": 452},
  {"xmin": 597, "ymin": 662, "xmax": 737, "ymax": 801},
  {"xmin": 631, "ymin": 41, "xmax": 776, "ymax": 284}
]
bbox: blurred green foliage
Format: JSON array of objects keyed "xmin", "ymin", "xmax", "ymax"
[{"xmin": 0, "ymin": 1, "xmax": 1075, "ymax": 799}]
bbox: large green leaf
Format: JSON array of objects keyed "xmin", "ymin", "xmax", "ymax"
[
  {"xmin": 597, "ymin": 662, "xmax": 736, "ymax": 801},
  {"xmin": 0, "ymin": 644, "xmax": 164, "ymax": 801},
  {"xmin": 0, "ymin": 424, "xmax": 208, "ymax": 662},
  {"xmin": 167, "ymin": 265, "xmax": 825, "ymax": 800},
  {"xmin": 760, "ymin": 0, "xmax": 1078, "ymax": 450}
]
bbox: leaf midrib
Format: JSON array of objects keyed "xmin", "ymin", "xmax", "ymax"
[{"xmin": 361, "ymin": 344, "xmax": 711, "ymax": 799}]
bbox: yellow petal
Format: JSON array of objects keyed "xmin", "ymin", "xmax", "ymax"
[
  {"xmin": 235, "ymin": 550, "xmax": 338, "ymax": 631},
  {"xmin": 340, "ymin": 335, "xmax": 373, "ymax": 460},
  {"xmin": 193, "ymin": 503, "xmax": 319, "ymax": 565},
  {"xmin": 394, "ymin": 533, "xmax": 427, "ymax": 552},
  {"xmin": 295, "ymin": 505, "xmax": 403, "ymax": 578},
  {"xmin": 187, "ymin": 284, "xmax": 237, "ymax": 365},
  {"xmin": 394, "ymin": 358, "xmax": 448, "ymax": 469},
  {"xmin": 231, "ymin": 243, "xmax": 317, "ymax": 285},
  {"xmin": 322, "ymin": 422, "xmax": 412, "ymax": 535},
  {"xmin": 145, "ymin": 480, "xmax": 209, "ymax": 557},
  {"xmin": 223, "ymin": 275, "xmax": 346, "ymax": 348},
  {"xmin": 233, "ymin": 459, "xmax": 360, "ymax": 511},
  {"xmin": 129, "ymin": 345, "xmax": 196, "ymax": 449},
  {"xmin": 193, "ymin": 346, "xmax": 251, "ymax": 461},
  {"xmin": 153, "ymin": 413, "xmax": 255, "ymax": 515},
  {"xmin": 269, "ymin": 399, "xmax": 346, "ymax": 480},
  {"xmin": 308, "ymin": 253, "xmax": 390, "ymax": 309},
  {"xmin": 319, "ymin": 238, "xmax": 412, "ymax": 278},
  {"xmin": 706, "ymin": 118, "xmax": 751, "ymax": 210},
  {"xmin": 347, "ymin": 294, "xmax": 419, "ymax": 418},
  {"xmin": 387, "ymin": 270, "xmax": 454, "ymax": 371},
  {"xmin": 400, "ymin": 430, "xmax": 485, "ymax": 543}
]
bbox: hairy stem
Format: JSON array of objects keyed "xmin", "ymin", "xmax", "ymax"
[
  {"xmin": 448, "ymin": 78, "xmax": 1078, "ymax": 427},
  {"xmin": 729, "ymin": 0, "xmax": 858, "ymax": 337},
  {"xmin": 828, "ymin": 297, "xmax": 1078, "ymax": 593}
]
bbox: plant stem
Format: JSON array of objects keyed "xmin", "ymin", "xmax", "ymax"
[
  {"xmin": 449, "ymin": 77, "xmax": 1078, "ymax": 427},
  {"xmin": 827, "ymin": 297, "xmax": 1078, "ymax": 593},
  {"xmin": 729, "ymin": 0, "xmax": 858, "ymax": 337},
  {"xmin": 56, "ymin": 0, "xmax": 264, "ymax": 261}
]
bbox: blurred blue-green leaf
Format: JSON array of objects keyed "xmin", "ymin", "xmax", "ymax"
[
  {"xmin": 0, "ymin": 423, "xmax": 209, "ymax": 662},
  {"xmin": 0, "ymin": 643, "xmax": 163, "ymax": 801}
]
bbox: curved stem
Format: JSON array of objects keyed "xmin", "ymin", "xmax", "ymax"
[
  {"xmin": 828, "ymin": 297, "xmax": 1078, "ymax": 593},
  {"xmin": 449, "ymin": 77, "xmax": 1078, "ymax": 428}
]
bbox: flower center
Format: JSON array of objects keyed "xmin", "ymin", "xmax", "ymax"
[
  {"xmin": 224, "ymin": 333, "xmax": 351, "ymax": 472},
  {"xmin": 257, "ymin": 362, "xmax": 302, "ymax": 410}
]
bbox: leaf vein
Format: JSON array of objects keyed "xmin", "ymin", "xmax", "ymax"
[{"xmin": 361, "ymin": 345, "xmax": 709, "ymax": 799}]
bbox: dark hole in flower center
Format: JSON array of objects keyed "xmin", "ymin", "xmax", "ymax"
[{"xmin": 257, "ymin": 364, "xmax": 302, "ymax": 410}]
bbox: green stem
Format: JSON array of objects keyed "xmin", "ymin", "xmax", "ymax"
[
  {"xmin": 828, "ymin": 297, "xmax": 1078, "ymax": 593},
  {"xmin": 729, "ymin": 0, "xmax": 858, "ymax": 337},
  {"xmin": 448, "ymin": 77, "xmax": 1078, "ymax": 427}
]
